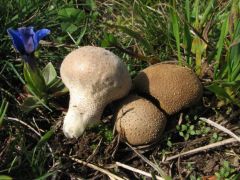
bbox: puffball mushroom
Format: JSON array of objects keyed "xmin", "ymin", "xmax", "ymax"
[
  {"xmin": 60, "ymin": 46, "xmax": 132, "ymax": 138},
  {"xmin": 115, "ymin": 95, "xmax": 167, "ymax": 145},
  {"xmin": 133, "ymin": 64, "xmax": 203, "ymax": 115}
]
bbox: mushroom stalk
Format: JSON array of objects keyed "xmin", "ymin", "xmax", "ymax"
[{"xmin": 63, "ymin": 91, "xmax": 104, "ymax": 138}]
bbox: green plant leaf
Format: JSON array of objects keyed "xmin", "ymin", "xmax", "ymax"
[
  {"xmin": 195, "ymin": 130, "xmax": 201, "ymax": 135},
  {"xmin": 176, "ymin": 125, "xmax": 180, "ymax": 130},
  {"xmin": 61, "ymin": 23, "xmax": 78, "ymax": 33},
  {"xmin": 58, "ymin": 7, "xmax": 85, "ymax": 33},
  {"xmin": 206, "ymin": 83, "xmax": 232, "ymax": 100},
  {"xmin": 223, "ymin": 161, "xmax": 229, "ymax": 168},
  {"xmin": 38, "ymin": 129, "xmax": 54, "ymax": 145},
  {"xmin": 0, "ymin": 175, "xmax": 12, "ymax": 180},
  {"xmin": 101, "ymin": 33, "xmax": 118, "ymax": 47},
  {"xmin": 42, "ymin": 62, "xmax": 57, "ymax": 86},
  {"xmin": 167, "ymin": 140, "xmax": 172, "ymax": 147},
  {"xmin": 189, "ymin": 125, "xmax": 194, "ymax": 130},
  {"xmin": 189, "ymin": 130, "xmax": 195, "ymax": 135},
  {"xmin": 215, "ymin": 172, "xmax": 221, "ymax": 179},
  {"xmin": 184, "ymin": 133, "xmax": 189, "ymax": 140},
  {"xmin": 86, "ymin": 0, "xmax": 97, "ymax": 11},
  {"xmin": 47, "ymin": 77, "xmax": 68, "ymax": 97},
  {"xmin": 24, "ymin": 63, "xmax": 47, "ymax": 97},
  {"xmin": 58, "ymin": 8, "xmax": 85, "ymax": 21},
  {"xmin": 179, "ymin": 131, "xmax": 184, "ymax": 137},
  {"xmin": 181, "ymin": 124, "xmax": 188, "ymax": 131},
  {"xmin": 213, "ymin": 132, "xmax": 218, "ymax": 139},
  {"xmin": 21, "ymin": 96, "xmax": 45, "ymax": 113},
  {"xmin": 220, "ymin": 167, "xmax": 225, "ymax": 176}
]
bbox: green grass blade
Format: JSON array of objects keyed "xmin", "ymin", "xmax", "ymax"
[
  {"xmin": 109, "ymin": 24, "xmax": 154, "ymax": 53},
  {"xmin": 38, "ymin": 129, "xmax": 54, "ymax": 145},
  {"xmin": 230, "ymin": 21, "xmax": 240, "ymax": 81},
  {"xmin": 0, "ymin": 99, "xmax": 8, "ymax": 127},
  {"xmin": 24, "ymin": 85, "xmax": 52, "ymax": 112},
  {"xmin": 199, "ymin": 0, "xmax": 216, "ymax": 28},
  {"xmin": 214, "ymin": 15, "xmax": 229, "ymax": 79},
  {"xmin": 229, "ymin": 0, "xmax": 239, "ymax": 36},
  {"xmin": 183, "ymin": 0, "xmax": 192, "ymax": 64},
  {"xmin": 170, "ymin": 1, "xmax": 182, "ymax": 65},
  {"xmin": 206, "ymin": 83, "xmax": 232, "ymax": 100},
  {"xmin": 183, "ymin": 23, "xmax": 192, "ymax": 64},
  {"xmin": 76, "ymin": 19, "xmax": 88, "ymax": 45},
  {"xmin": 7, "ymin": 62, "xmax": 25, "ymax": 85},
  {"xmin": 193, "ymin": 0, "xmax": 200, "ymax": 29},
  {"xmin": 185, "ymin": 0, "xmax": 190, "ymax": 22},
  {"xmin": 34, "ymin": 171, "xmax": 56, "ymax": 180}
]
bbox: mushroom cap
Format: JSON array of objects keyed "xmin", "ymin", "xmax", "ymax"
[
  {"xmin": 133, "ymin": 64, "xmax": 203, "ymax": 115},
  {"xmin": 61, "ymin": 46, "xmax": 132, "ymax": 102},
  {"xmin": 115, "ymin": 95, "xmax": 167, "ymax": 146},
  {"xmin": 60, "ymin": 46, "xmax": 132, "ymax": 138}
]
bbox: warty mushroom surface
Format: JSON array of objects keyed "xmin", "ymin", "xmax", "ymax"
[{"xmin": 133, "ymin": 63, "xmax": 203, "ymax": 115}]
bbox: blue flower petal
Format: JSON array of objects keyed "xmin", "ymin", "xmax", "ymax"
[
  {"xmin": 7, "ymin": 26, "xmax": 50, "ymax": 56},
  {"xmin": 35, "ymin": 29, "xmax": 50, "ymax": 42},
  {"xmin": 7, "ymin": 28, "xmax": 25, "ymax": 54},
  {"xmin": 18, "ymin": 27, "xmax": 35, "ymax": 54},
  {"xmin": 35, "ymin": 29, "xmax": 50, "ymax": 48}
]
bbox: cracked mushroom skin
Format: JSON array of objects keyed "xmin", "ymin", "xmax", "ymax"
[
  {"xmin": 115, "ymin": 95, "xmax": 167, "ymax": 146},
  {"xmin": 60, "ymin": 46, "xmax": 132, "ymax": 138},
  {"xmin": 133, "ymin": 63, "xmax": 203, "ymax": 115}
]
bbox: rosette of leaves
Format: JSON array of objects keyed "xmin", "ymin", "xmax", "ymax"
[{"xmin": 7, "ymin": 27, "xmax": 67, "ymax": 112}]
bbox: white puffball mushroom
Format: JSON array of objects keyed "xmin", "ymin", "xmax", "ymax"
[{"xmin": 60, "ymin": 46, "xmax": 132, "ymax": 138}]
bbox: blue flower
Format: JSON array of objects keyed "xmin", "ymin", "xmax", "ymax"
[{"xmin": 7, "ymin": 27, "xmax": 50, "ymax": 55}]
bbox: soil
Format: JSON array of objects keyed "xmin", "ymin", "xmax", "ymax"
[
  {"xmin": 47, "ymin": 102, "xmax": 240, "ymax": 179},
  {"xmin": 1, "ymin": 85, "xmax": 239, "ymax": 179}
]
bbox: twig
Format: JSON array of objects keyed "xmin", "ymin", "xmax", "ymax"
[
  {"xmin": 32, "ymin": 117, "xmax": 44, "ymax": 133},
  {"xmin": 67, "ymin": 32, "xmax": 80, "ymax": 48},
  {"xmin": 68, "ymin": 156, "xmax": 125, "ymax": 180},
  {"xmin": 199, "ymin": 117, "xmax": 240, "ymax": 142},
  {"xmin": 165, "ymin": 138, "xmax": 237, "ymax": 161},
  {"xmin": 0, "ymin": 87, "xmax": 21, "ymax": 105},
  {"xmin": 86, "ymin": 138, "xmax": 102, "ymax": 162},
  {"xmin": 115, "ymin": 162, "xmax": 164, "ymax": 180},
  {"xmin": 6, "ymin": 117, "xmax": 41, "ymax": 136},
  {"xmin": 126, "ymin": 143, "xmax": 169, "ymax": 179},
  {"xmin": 5, "ymin": 117, "xmax": 55, "ymax": 165}
]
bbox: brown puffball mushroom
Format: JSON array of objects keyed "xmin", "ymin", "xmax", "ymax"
[
  {"xmin": 133, "ymin": 64, "xmax": 203, "ymax": 115},
  {"xmin": 115, "ymin": 95, "xmax": 167, "ymax": 146},
  {"xmin": 60, "ymin": 46, "xmax": 132, "ymax": 138}
]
